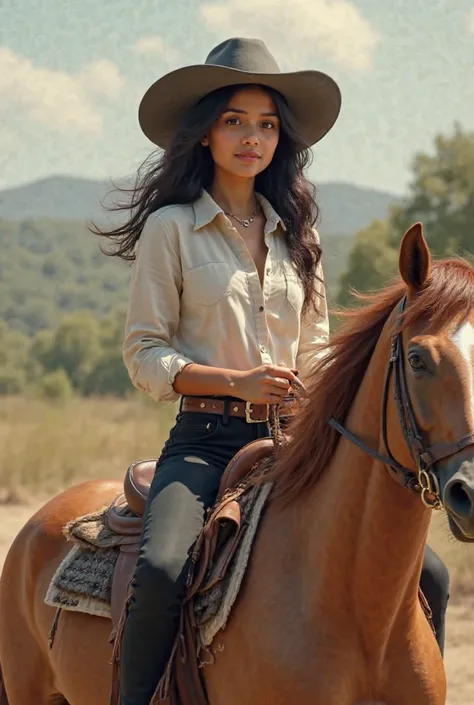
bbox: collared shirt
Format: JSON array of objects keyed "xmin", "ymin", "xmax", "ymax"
[{"xmin": 122, "ymin": 189, "xmax": 329, "ymax": 402}]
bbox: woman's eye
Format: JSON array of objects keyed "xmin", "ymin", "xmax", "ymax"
[
  {"xmin": 408, "ymin": 353, "xmax": 426, "ymax": 371},
  {"xmin": 226, "ymin": 117, "xmax": 241, "ymax": 125},
  {"xmin": 261, "ymin": 121, "xmax": 276, "ymax": 129}
]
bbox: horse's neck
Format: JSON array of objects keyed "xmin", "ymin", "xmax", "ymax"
[{"xmin": 298, "ymin": 341, "xmax": 431, "ymax": 654}]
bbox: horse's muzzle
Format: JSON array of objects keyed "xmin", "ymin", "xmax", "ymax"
[{"xmin": 442, "ymin": 458, "xmax": 474, "ymax": 541}]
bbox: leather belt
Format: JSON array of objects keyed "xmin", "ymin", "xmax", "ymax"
[{"xmin": 181, "ymin": 396, "xmax": 298, "ymax": 423}]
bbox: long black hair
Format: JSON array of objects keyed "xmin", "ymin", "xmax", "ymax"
[{"xmin": 91, "ymin": 83, "xmax": 323, "ymax": 312}]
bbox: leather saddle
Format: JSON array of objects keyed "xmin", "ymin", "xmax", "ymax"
[
  {"xmin": 107, "ymin": 437, "xmax": 275, "ymax": 633},
  {"xmin": 123, "ymin": 437, "xmax": 274, "ymax": 517}
]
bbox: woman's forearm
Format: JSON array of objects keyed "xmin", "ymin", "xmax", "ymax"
[{"xmin": 172, "ymin": 363, "xmax": 245, "ymax": 397}]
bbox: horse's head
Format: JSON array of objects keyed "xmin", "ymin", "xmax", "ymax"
[
  {"xmin": 397, "ymin": 223, "xmax": 474, "ymax": 541},
  {"xmin": 270, "ymin": 221, "xmax": 474, "ymax": 542}
]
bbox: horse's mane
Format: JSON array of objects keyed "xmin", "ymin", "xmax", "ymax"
[{"xmin": 269, "ymin": 258, "xmax": 474, "ymax": 505}]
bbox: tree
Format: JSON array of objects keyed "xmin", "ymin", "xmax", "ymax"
[
  {"xmin": 34, "ymin": 312, "xmax": 102, "ymax": 390},
  {"xmin": 0, "ymin": 321, "xmax": 30, "ymax": 392},
  {"xmin": 83, "ymin": 352, "xmax": 132, "ymax": 396},
  {"xmin": 337, "ymin": 125, "xmax": 474, "ymax": 306},
  {"xmin": 390, "ymin": 123, "xmax": 474, "ymax": 259},
  {"xmin": 336, "ymin": 220, "xmax": 398, "ymax": 308},
  {"xmin": 0, "ymin": 321, "xmax": 30, "ymax": 368},
  {"xmin": 26, "ymin": 308, "xmax": 133, "ymax": 397},
  {"xmin": 82, "ymin": 307, "xmax": 133, "ymax": 396}
]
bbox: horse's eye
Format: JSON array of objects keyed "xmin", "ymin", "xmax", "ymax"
[{"xmin": 408, "ymin": 352, "xmax": 426, "ymax": 371}]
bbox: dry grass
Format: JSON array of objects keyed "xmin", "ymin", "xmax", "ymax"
[
  {"xmin": 0, "ymin": 396, "xmax": 473, "ymax": 596},
  {"xmin": 0, "ymin": 395, "xmax": 177, "ymax": 499}
]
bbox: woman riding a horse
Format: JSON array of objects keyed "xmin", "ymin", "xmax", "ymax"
[
  {"xmin": 96, "ymin": 37, "xmax": 450, "ymax": 705},
  {"xmin": 0, "ymin": 36, "xmax": 458, "ymax": 705}
]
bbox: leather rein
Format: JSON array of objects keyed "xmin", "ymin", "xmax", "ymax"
[{"xmin": 329, "ymin": 296, "xmax": 474, "ymax": 510}]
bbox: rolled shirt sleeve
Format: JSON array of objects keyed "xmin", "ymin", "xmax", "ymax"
[{"xmin": 122, "ymin": 213, "xmax": 194, "ymax": 402}]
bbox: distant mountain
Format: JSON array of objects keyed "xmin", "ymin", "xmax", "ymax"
[
  {"xmin": 316, "ymin": 181, "xmax": 402, "ymax": 237},
  {"xmin": 0, "ymin": 176, "xmax": 401, "ymax": 237},
  {"xmin": 0, "ymin": 176, "xmax": 118, "ymax": 225}
]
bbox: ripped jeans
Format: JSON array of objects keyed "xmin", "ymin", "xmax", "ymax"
[{"xmin": 119, "ymin": 406, "xmax": 450, "ymax": 705}]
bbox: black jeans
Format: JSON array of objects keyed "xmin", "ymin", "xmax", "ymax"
[
  {"xmin": 120, "ymin": 406, "xmax": 271, "ymax": 705},
  {"xmin": 119, "ymin": 407, "xmax": 450, "ymax": 705}
]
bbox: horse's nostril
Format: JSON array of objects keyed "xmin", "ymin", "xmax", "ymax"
[{"xmin": 446, "ymin": 481, "xmax": 474, "ymax": 519}]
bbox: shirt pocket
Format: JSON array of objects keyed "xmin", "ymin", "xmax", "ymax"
[
  {"xmin": 283, "ymin": 265, "xmax": 305, "ymax": 313},
  {"xmin": 183, "ymin": 262, "xmax": 233, "ymax": 307}
]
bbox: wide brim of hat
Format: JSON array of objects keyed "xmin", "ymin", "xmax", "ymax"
[{"xmin": 138, "ymin": 64, "xmax": 342, "ymax": 150}]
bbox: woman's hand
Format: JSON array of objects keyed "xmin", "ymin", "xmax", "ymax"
[{"xmin": 233, "ymin": 365, "xmax": 299, "ymax": 404}]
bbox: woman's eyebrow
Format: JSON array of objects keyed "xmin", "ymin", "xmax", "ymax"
[{"xmin": 222, "ymin": 107, "xmax": 279, "ymax": 117}]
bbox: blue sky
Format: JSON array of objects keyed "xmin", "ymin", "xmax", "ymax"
[{"xmin": 0, "ymin": 0, "xmax": 473, "ymax": 195}]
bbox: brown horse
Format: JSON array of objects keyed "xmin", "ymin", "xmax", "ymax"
[{"xmin": 1, "ymin": 223, "xmax": 474, "ymax": 705}]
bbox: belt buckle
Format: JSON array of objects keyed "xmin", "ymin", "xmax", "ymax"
[{"xmin": 245, "ymin": 401, "xmax": 269, "ymax": 424}]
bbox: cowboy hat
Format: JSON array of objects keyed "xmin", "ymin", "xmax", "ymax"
[{"xmin": 138, "ymin": 37, "xmax": 342, "ymax": 149}]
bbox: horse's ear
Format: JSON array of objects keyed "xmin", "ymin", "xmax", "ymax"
[{"xmin": 399, "ymin": 222, "xmax": 431, "ymax": 293}]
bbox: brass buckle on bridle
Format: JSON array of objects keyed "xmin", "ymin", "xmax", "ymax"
[{"xmin": 418, "ymin": 467, "xmax": 443, "ymax": 510}]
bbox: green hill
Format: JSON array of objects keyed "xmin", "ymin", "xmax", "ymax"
[
  {"xmin": 0, "ymin": 175, "xmax": 401, "ymax": 334},
  {"xmin": 0, "ymin": 218, "xmax": 130, "ymax": 335},
  {"xmin": 0, "ymin": 216, "xmax": 353, "ymax": 335}
]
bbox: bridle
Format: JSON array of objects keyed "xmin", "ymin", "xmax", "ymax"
[{"xmin": 329, "ymin": 296, "xmax": 474, "ymax": 510}]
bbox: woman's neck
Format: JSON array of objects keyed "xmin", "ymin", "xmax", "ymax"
[{"xmin": 209, "ymin": 172, "xmax": 257, "ymax": 219}]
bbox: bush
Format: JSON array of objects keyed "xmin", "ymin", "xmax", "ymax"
[
  {"xmin": 0, "ymin": 367, "xmax": 26, "ymax": 394},
  {"xmin": 37, "ymin": 369, "xmax": 74, "ymax": 400}
]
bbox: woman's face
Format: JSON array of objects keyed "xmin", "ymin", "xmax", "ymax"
[{"xmin": 202, "ymin": 86, "xmax": 280, "ymax": 179}]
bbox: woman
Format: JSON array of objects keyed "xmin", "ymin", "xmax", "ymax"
[{"xmin": 94, "ymin": 37, "xmax": 449, "ymax": 705}]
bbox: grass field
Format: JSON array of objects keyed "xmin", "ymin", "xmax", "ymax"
[
  {"xmin": 0, "ymin": 395, "xmax": 473, "ymax": 600},
  {"xmin": 0, "ymin": 395, "xmax": 177, "ymax": 498}
]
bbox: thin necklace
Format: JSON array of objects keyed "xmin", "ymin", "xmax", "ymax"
[{"xmin": 224, "ymin": 207, "xmax": 259, "ymax": 228}]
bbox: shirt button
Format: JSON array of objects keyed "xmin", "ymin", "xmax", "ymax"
[
  {"xmin": 266, "ymin": 268, "xmax": 271, "ymax": 275},
  {"xmin": 260, "ymin": 345, "xmax": 266, "ymax": 353},
  {"xmin": 259, "ymin": 306, "xmax": 264, "ymax": 312}
]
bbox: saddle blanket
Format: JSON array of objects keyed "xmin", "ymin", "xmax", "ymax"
[{"xmin": 45, "ymin": 481, "xmax": 272, "ymax": 649}]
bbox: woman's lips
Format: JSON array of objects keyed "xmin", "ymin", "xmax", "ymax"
[{"xmin": 235, "ymin": 152, "xmax": 261, "ymax": 163}]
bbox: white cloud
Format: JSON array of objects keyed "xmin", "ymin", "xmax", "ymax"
[
  {"xmin": 198, "ymin": 0, "xmax": 379, "ymax": 72},
  {"xmin": 0, "ymin": 48, "xmax": 125, "ymax": 135},
  {"xmin": 133, "ymin": 36, "xmax": 178, "ymax": 63},
  {"xmin": 78, "ymin": 59, "xmax": 125, "ymax": 100}
]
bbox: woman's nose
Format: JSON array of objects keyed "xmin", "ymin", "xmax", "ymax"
[{"xmin": 241, "ymin": 129, "xmax": 259, "ymax": 146}]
